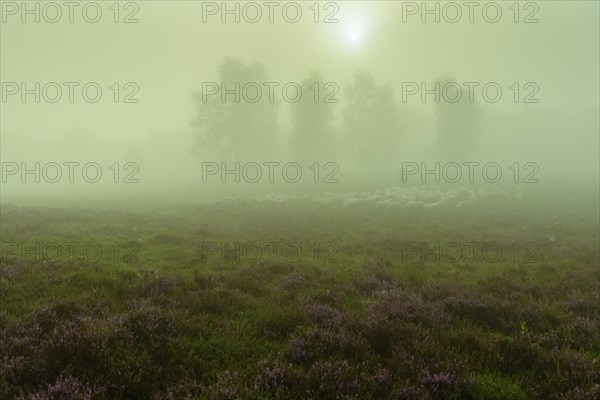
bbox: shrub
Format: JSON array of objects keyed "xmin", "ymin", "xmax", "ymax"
[{"xmin": 468, "ymin": 373, "xmax": 526, "ymax": 400}]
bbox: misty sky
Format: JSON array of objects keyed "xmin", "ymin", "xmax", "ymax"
[{"xmin": 1, "ymin": 1, "xmax": 598, "ymax": 196}]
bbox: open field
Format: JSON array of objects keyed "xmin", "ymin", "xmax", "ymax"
[
  {"xmin": 2, "ymin": 1, "xmax": 599, "ymax": 399},
  {"xmin": 1, "ymin": 185, "xmax": 598, "ymax": 399}
]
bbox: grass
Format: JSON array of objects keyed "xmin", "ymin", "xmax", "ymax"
[{"xmin": 0, "ymin": 187, "xmax": 598, "ymax": 399}]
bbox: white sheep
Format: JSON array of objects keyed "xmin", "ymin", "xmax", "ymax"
[
  {"xmin": 423, "ymin": 202, "xmax": 443, "ymax": 209},
  {"xmin": 456, "ymin": 200, "xmax": 473, "ymax": 209}
]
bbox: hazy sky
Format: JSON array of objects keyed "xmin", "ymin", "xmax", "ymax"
[{"xmin": 1, "ymin": 1, "xmax": 598, "ymax": 195}]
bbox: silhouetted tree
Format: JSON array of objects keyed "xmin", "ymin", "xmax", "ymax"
[
  {"xmin": 342, "ymin": 71, "xmax": 401, "ymax": 172},
  {"xmin": 289, "ymin": 70, "xmax": 336, "ymax": 162},
  {"xmin": 191, "ymin": 57, "xmax": 279, "ymax": 162},
  {"xmin": 434, "ymin": 73, "xmax": 481, "ymax": 160}
]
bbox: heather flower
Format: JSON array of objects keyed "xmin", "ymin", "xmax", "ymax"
[
  {"xmin": 301, "ymin": 303, "xmax": 346, "ymax": 326},
  {"xmin": 16, "ymin": 375, "xmax": 106, "ymax": 400}
]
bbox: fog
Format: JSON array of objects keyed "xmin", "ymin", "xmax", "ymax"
[
  {"xmin": 2, "ymin": 3, "xmax": 600, "ymax": 398},
  {"xmin": 1, "ymin": 1, "xmax": 598, "ymax": 203}
]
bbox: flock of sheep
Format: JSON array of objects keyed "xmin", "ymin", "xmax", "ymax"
[{"xmin": 213, "ymin": 186, "xmax": 524, "ymax": 210}]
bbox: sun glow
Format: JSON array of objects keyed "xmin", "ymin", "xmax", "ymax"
[
  {"xmin": 338, "ymin": 5, "xmax": 373, "ymax": 47},
  {"xmin": 347, "ymin": 30, "xmax": 362, "ymax": 44}
]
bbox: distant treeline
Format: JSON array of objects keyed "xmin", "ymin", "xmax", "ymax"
[{"xmin": 191, "ymin": 57, "xmax": 481, "ymax": 169}]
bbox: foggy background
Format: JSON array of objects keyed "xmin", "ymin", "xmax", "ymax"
[{"xmin": 1, "ymin": 1, "xmax": 598, "ymax": 204}]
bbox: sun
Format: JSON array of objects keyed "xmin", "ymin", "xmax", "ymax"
[
  {"xmin": 328, "ymin": 3, "xmax": 375, "ymax": 48},
  {"xmin": 346, "ymin": 29, "xmax": 364, "ymax": 44}
]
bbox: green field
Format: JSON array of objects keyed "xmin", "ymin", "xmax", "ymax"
[
  {"xmin": 2, "ymin": 1, "xmax": 598, "ymax": 398},
  {"xmin": 1, "ymin": 185, "xmax": 598, "ymax": 399}
]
